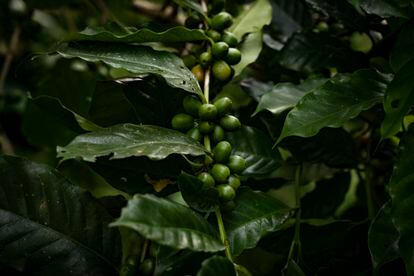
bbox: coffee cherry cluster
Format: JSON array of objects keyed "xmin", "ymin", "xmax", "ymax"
[
  {"xmin": 182, "ymin": 8, "xmax": 241, "ymax": 83},
  {"xmin": 171, "ymin": 95, "xmax": 246, "ymax": 205}
]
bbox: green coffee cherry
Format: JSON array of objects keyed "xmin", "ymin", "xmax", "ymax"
[
  {"xmin": 199, "ymin": 51, "xmax": 212, "ymax": 68},
  {"xmin": 139, "ymin": 258, "xmax": 155, "ymax": 276},
  {"xmin": 213, "ymin": 141, "xmax": 232, "ymax": 163},
  {"xmin": 182, "ymin": 54, "xmax": 197, "ymax": 68},
  {"xmin": 212, "ymin": 42, "xmax": 229, "ymax": 58},
  {"xmin": 198, "ymin": 172, "xmax": 215, "ymax": 188},
  {"xmin": 210, "ymin": 12, "xmax": 233, "ymax": 30},
  {"xmin": 225, "ymin": 48, "xmax": 241, "ymax": 65},
  {"xmin": 187, "ymin": 127, "xmax": 202, "ymax": 141},
  {"xmin": 211, "ymin": 164, "xmax": 230, "ymax": 182},
  {"xmin": 214, "ymin": 97, "xmax": 232, "ymax": 116},
  {"xmin": 220, "ymin": 115, "xmax": 241, "ymax": 131},
  {"xmin": 228, "ymin": 175, "xmax": 241, "ymax": 190},
  {"xmin": 350, "ymin": 32, "xmax": 373, "ymax": 54},
  {"xmin": 191, "ymin": 64, "xmax": 205, "ymax": 82},
  {"xmin": 212, "ymin": 125, "xmax": 225, "ymax": 143},
  {"xmin": 228, "ymin": 155, "xmax": 246, "ymax": 173},
  {"xmin": 172, "ymin": 113, "xmax": 194, "ymax": 131},
  {"xmin": 222, "ymin": 31, "xmax": 238, "ymax": 47},
  {"xmin": 198, "ymin": 103, "xmax": 217, "ymax": 120},
  {"xmin": 206, "ymin": 29, "xmax": 221, "ymax": 42},
  {"xmin": 217, "ymin": 184, "xmax": 235, "ymax": 201},
  {"xmin": 183, "ymin": 95, "xmax": 202, "ymax": 116},
  {"xmin": 316, "ymin": 21, "xmax": 329, "ymax": 32},
  {"xmin": 198, "ymin": 121, "xmax": 214, "ymax": 134},
  {"xmin": 212, "ymin": 60, "xmax": 232, "ymax": 82}
]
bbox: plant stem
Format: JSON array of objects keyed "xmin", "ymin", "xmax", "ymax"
[
  {"xmin": 203, "ymin": 66, "xmax": 211, "ymax": 103},
  {"xmin": 140, "ymin": 239, "xmax": 149, "ymax": 263},
  {"xmin": 204, "ymin": 135, "xmax": 211, "ymax": 152},
  {"xmin": 360, "ymin": 167, "xmax": 376, "ymax": 219},
  {"xmin": 286, "ymin": 164, "xmax": 302, "ymax": 264},
  {"xmin": 215, "ymin": 206, "xmax": 233, "ymax": 262}
]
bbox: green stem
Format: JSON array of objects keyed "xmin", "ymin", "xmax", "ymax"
[
  {"xmin": 215, "ymin": 206, "xmax": 233, "ymax": 262},
  {"xmin": 140, "ymin": 239, "xmax": 149, "ymax": 263},
  {"xmin": 204, "ymin": 135, "xmax": 211, "ymax": 152},
  {"xmin": 203, "ymin": 66, "xmax": 211, "ymax": 103},
  {"xmin": 360, "ymin": 167, "xmax": 376, "ymax": 219},
  {"xmin": 286, "ymin": 164, "xmax": 302, "ymax": 263}
]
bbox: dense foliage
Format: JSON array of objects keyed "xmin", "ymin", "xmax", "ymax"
[{"xmin": 1, "ymin": 0, "xmax": 414, "ymax": 275}]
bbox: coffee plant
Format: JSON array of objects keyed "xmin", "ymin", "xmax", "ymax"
[{"xmin": 1, "ymin": 0, "xmax": 414, "ymax": 275}]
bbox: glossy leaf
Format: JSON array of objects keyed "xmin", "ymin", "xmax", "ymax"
[
  {"xmin": 197, "ymin": 255, "xmax": 236, "ymax": 276},
  {"xmin": 178, "ymin": 173, "xmax": 219, "ymax": 213},
  {"xmin": 22, "ymin": 96, "xmax": 100, "ymax": 147},
  {"xmin": 358, "ymin": 0, "xmax": 414, "ymax": 18},
  {"xmin": 390, "ymin": 21, "xmax": 414, "ymax": 73},
  {"xmin": 57, "ymin": 42, "xmax": 202, "ymax": 95},
  {"xmin": 0, "ymin": 155, "xmax": 121, "ymax": 274},
  {"xmin": 57, "ymin": 124, "xmax": 206, "ymax": 162},
  {"xmin": 240, "ymin": 78, "xmax": 273, "ymax": 102},
  {"xmin": 223, "ymin": 187, "xmax": 291, "ymax": 256},
  {"xmin": 233, "ymin": 31, "xmax": 263, "ymax": 76},
  {"xmin": 270, "ymin": 0, "xmax": 312, "ymax": 38},
  {"xmin": 154, "ymin": 245, "xmax": 209, "ymax": 276},
  {"xmin": 226, "ymin": 126, "xmax": 282, "ymax": 179},
  {"xmin": 277, "ymin": 69, "xmax": 392, "ymax": 143},
  {"xmin": 381, "ymin": 60, "xmax": 414, "ymax": 138},
  {"xmin": 388, "ymin": 125, "xmax": 414, "ymax": 275},
  {"xmin": 229, "ymin": 0, "xmax": 272, "ymax": 40},
  {"xmin": 111, "ymin": 194, "xmax": 224, "ymax": 252},
  {"xmin": 279, "ymin": 32, "xmax": 365, "ymax": 74},
  {"xmin": 173, "ymin": 0, "xmax": 207, "ymax": 19},
  {"xmin": 368, "ymin": 202, "xmax": 400, "ymax": 271},
  {"xmin": 71, "ymin": 25, "xmax": 209, "ymax": 43},
  {"xmin": 254, "ymin": 76, "xmax": 328, "ymax": 115}
]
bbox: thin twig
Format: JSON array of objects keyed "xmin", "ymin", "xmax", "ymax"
[{"xmin": 0, "ymin": 25, "xmax": 21, "ymax": 94}]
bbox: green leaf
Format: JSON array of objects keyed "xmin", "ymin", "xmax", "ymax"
[
  {"xmin": 388, "ymin": 125, "xmax": 414, "ymax": 274},
  {"xmin": 390, "ymin": 21, "xmax": 414, "ymax": 73},
  {"xmin": 111, "ymin": 194, "xmax": 224, "ymax": 252},
  {"xmin": 358, "ymin": 0, "xmax": 414, "ymax": 18},
  {"xmin": 223, "ymin": 187, "xmax": 291, "ymax": 256},
  {"xmin": 154, "ymin": 245, "xmax": 209, "ymax": 276},
  {"xmin": 0, "ymin": 155, "xmax": 121, "ymax": 274},
  {"xmin": 58, "ymin": 159, "xmax": 129, "ymax": 199},
  {"xmin": 71, "ymin": 25, "xmax": 209, "ymax": 43},
  {"xmin": 173, "ymin": 0, "xmax": 207, "ymax": 19},
  {"xmin": 57, "ymin": 124, "xmax": 206, "ymax": 162},
  {"xmin": 233, "ymin": 31, "xmax": 263, "ymax": 76},
  {"xmin": 229, "ymin": 0, "xmax": 272, "ymax": 40},
  {"xmin": 277, "ymin": 69, "xmax": 392, "ymax": 143},
  {"xmin": 226, "ymin": 126, "xmax": 282, "ymax": 179},
  {"xmin": 254, "ymin": 76, "xmax": 328, "ymax": 115},
  {"xmin": 279, "ymin": 32, "xmax": 365, "ymax": 74},
  {"xmin": 270, "ymin": 0, "xmax": 312, "ymax": 38},
  {"xmin": 196, "ymin": 255, "xmax": 236, "ymax": 276},
  {"xmin": 22, "ymin": 96, "xmax": 100, "ymax": 147},
  {"xmin": 88, "ymin": 81, "xmax": 140, "ymax": 127},
  {"xmin": 381, "ymin": 60, "xmax": 414, "ymax": 138},
  {"xmin": 57, "ymin": 42, "xmax": 202, "ymax": 95},
  {"xmin": 368, "ymin": 201, "xmax": 400, "ymax": 271},
  {"xmin": 178, "ymin": 173, "xmax": 219, "ymax": 213}
]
